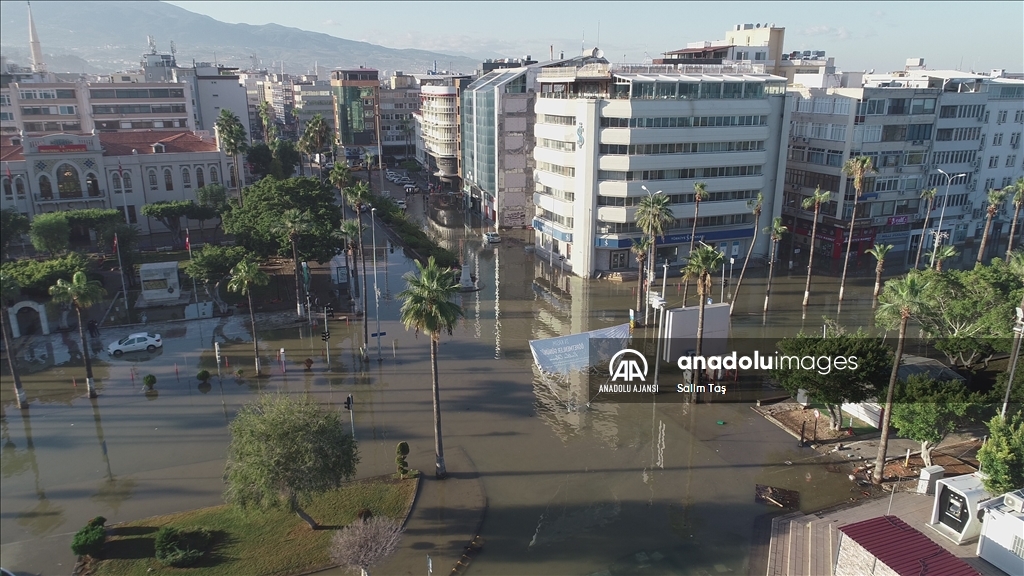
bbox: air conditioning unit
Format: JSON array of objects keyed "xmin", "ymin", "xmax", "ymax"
[
  {"xmin": 801, "ymin": 138, "xmax": 809, "ymax": 143},
  {"xmin": 971, "ymin": 160, "xmax": 979, "ymax": 168},
  {"xmin": 912, "ymin": 140, "xmax": 924, "ymax": 145},
  {"xmin": 967, "ymin": 181, "xmax": 977, "ymax": 191},
  {"xmin": 896, "ymin": 167, "xmax": 904, "ymax": 173},
  {"xmin": 1004, "ymin": 491, "xmax": 1024, "ymax": 514},
  {"xmin": 898, "ymin": 190, "xmax": 906, "ymax": 196}
]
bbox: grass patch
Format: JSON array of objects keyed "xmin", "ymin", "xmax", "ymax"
[
  {"xmin": 91, "ymin": 476, "xmax": 417, "ymax": 576},
  {"xmin": 805, "ymin": 401, "xmax": 877, "ymax": 436}
]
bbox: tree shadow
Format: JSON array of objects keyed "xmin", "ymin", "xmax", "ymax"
[{"xmin": 109, "ymin": 526, "xmax": 157, "ymax": 537}]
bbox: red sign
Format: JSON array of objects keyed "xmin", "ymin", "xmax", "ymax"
[
  {"xmin": 37, "ymin": 144, "xmax": 88, "ymax": 153},
  {"xmin": 887, "ymin": 215, "xmax": 910, "ymax": 226}
]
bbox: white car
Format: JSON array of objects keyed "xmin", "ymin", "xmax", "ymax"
[
  {"xmin": 484, "ymin": 232, "xmax": 501, "ymax": 243},
  {"xmin": 396, "ymin": 200, "xmax": 407, "ymax": 210},
  {"xmin": 108, "ymin": 332, "xmax": 162, "ymax": 356}
]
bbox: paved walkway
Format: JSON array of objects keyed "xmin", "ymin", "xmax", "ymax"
[{"xmin": 314, "ymin": 446, "xmax": 487, "ymax": 576}]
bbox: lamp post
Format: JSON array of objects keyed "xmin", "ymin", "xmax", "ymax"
[
  {"xmin": 640, "ymin": 184, "xmax": 663, "ymax": 326},
  {"xmin": 650, "ymin": 293, "xmax": 667, "ymax": 389},
  {"xmin": 729, "ymin": 256, "xmax": 735, "ymax": 298},
  {"xmin": 371, "ymin": 208, "xmax": 382, "ymax": 362},
  {"xmin": 1002, "ymin": 302, "xmax": 1024, "ymax": 419},
  {"xmin": 929, "ymin": 169, "xmax": 968, "ymax": 268}
]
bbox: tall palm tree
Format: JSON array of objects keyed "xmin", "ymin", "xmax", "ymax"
[
  {"xmin": 274, "ymin": 209, "xmax": 313, "ymax": 318},
  {"xmin": 838, "ymin": 156, "xmax": 875, "ymax": 302},
  {"xmin": 215, "ymin": 109, "xmax": 249, "ymax": 205},
  {"xmin": 364, "ymin": 153, "xmax": 376, "ymax": 182},
  {"xmin": 635, "ymin": 193, "xmax": 674, "ymax": 320},
  {"xmin": 339, "ymin": 219, "xmax": 362, "ymax": 301},
  {"xmin": 730, "ymin": 193, "xmax": 764, "ymax": 316},
  {"xmin": 977, "ymin": 188, "xmax": 1009, "ymax": 265},
  {"xmin": 933, "ymin": 245, "xmax": 958, "ymax": 272},
  {"xmin": 866, "ymin": 243, "xmax": 894, "ymax": 301},
  {"xmin": 1, "ymin": 273, "xmax": 27, "ymax": 409},
  {"xmin": 763, "ymin": 218, "xmax": 788, "ymax": 314},
  {"xmin": 1006, "ymin": 179, "xmax": 1024, "ymax": 262},
  {"xmin": 681, "ymin": 182, "xmax": 710, "ymax": 306},
  {"xmin": 801, "ymin": 186, "xmax": 832, "ymax": 307},
  {"xmin": 227, "ymin": 257, "xmax": 269, "ymax": 375},
  {"xmin": 914, "ymin": 188, "xmax": 938, "ymax": 269},
  {"xmin": 49, "ymin": 272, "xmax": 106, "ymax": 399},
  {"xmin": 302, "ymin": 114, "xmax": 332, "ymax": 181},
  {"xmin": 345, "ymin": 181, "xmax": 373, "ymax": 354},
  {"xmin": 682, "ymin": 245, "xmax": 724, "ymax": 366},
  {"xmin": 295, "ymin": 133, "xmax": 309, "ymax": 178},
  {"xmin": 630, "ymin": 237, "xmax": 652, "ymax": 317},
  {"xmin": 872, "ymin": 272, "xmax": 929, "ymax": 484},
  {"xmin": 398, "ymin": 256, "xmax": 464, "ymax": 478},
  {"xmin": 329, "ymin": 162, "xmax": 354, "ymax": 221},
  {"xmin": 257, "ymin": 101, "xmax": 274, "ymax": 143}
]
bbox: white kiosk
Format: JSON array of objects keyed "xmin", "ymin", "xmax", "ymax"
[
  {"xmin": 139, "ymin": 262, "xmax": 182, "ymax": 304},
  {"xmin": 929, "ymin": 472, "xmax": 993, "ymax": 545}
]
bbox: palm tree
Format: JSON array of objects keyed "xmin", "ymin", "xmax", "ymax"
[
  {"xmin": 866, "ymin": 243, "xmax": 894, "ymax": 301},
  {"xmin": 914, "ymin": 188, "xmax": 938, "ymax": 269},
  {"xmin": 302, "ymin": 114, "xmax": 331, "ymax": 181},
  {"xmin": 680, "ymin": 182, "xmax": 710, "ymax": 306},
  {"xmin": 682, "ymin": 245, "xmax": 724, "ymax": 365},
  {"xmin": 801, "ymin": 186, "xmax": 832, "ymax": 307},
  {"xmin": 274, "ymin": 209, "xmax": 313, "ymax": 318},
  {"xmin": 635, "ymin": 193, "xmax": 674, "ymax": 320},
  {"xmin": 345, "ymin": 182, "xmax": 373, "ymax": 355},
  {"xmin": 330, "ymin": 162, "xmax": 354, "ymax": 220},
  {"xmin": 1006, "ymin": 179, "xmax": 1024, "ymax": 262},
  {"xmin": 364, "ymin": 153, "xmax": 376, "ymax": 182},
  {"xmin": 763, "ymin": 218, "xmax": 788, "ymax": 314},
  {"xmin": 729, "ymin": 193, "xmax": 763, "ymax": 316},
  {"xmin": 215, "ymin": 109, "xmax": 249, "ymax": 205},
  {"xmin": 630, "ymin": 237, "xmax": 652, "ymax": 317},
  {"xmin": 295, "ymin": 133, "xmax": 310, "ymax": 178},
  {"xmin": 257, "ymin": 101, "xmax": 275, "ymax": 143},
  {"xmin": 398, "ymin": 257, "xmax": 464, "ymax": 478},
  {"xmin": 1, "ymin": 273, "xmax": 27, "ymax": 409},
  {"xmin": 49, "ymin": 272, "xmax": 106, "ymax": 399},
  {"xmin": 339, "ymin": 219, "xmax": 362, "ymax": 302},
  {"xmin": 227, "ymin": 257, "xmax": 269, "ymax": 375},
  {"xmin": 933, "ymin": 245, "xmax": 958, "ymax": 272},
  {"xmin": 977, "ymin": 188, "xmax": 1009, "ymax": 265},
  {"xmin": 872, "ymin": 272, "xmax": 929, "ymax": 484},
  {"xmin": 838, "ymin": 156, "xmax": 875, "ymax": 302}
]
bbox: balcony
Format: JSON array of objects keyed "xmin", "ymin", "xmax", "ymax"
[{"xmin": 35, "ymin": 189, "xmax": 106, "ymax": 203}]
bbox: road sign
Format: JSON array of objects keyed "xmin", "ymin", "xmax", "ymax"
[
  {"xmin": 214, "ymin": 342, "xmax": 221, "ymax": 362},
  {"xmin": 371, "ymin": 332, "xmax": 386, "ymax": 337},
  {"xmin": 321, "ymin": 331, "xmax": 331, "ymax": 342},
  {"xmin": 814, "ymin": 409, "xmax": 820, "ymax": 419}
]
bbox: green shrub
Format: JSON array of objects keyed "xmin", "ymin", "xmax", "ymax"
[
  {"xmin": 395, "ymin": 441, "xmax": 410, "ymax": 477},
  {"xmin": 155, "ymin": 526, "xmax": 212, "ymax": 568},
  {"xmin": 71, "ymin": 524, "xmax": 106, "ymax": 557},
  {"xmin": 88, "ymin": 516, "xmax": 107, "ymax": 528},
  {"xmin": 197, "ymin": 369, "xmax": 211, "ymax": 382},
  {"xmin": 143, "ymin": 374, "xmax": 157, "ymax": 389}
]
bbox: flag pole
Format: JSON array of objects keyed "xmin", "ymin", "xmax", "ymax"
[{"xmin": 114, "ymin": 233, "xmax": 131, "ymax": 323}]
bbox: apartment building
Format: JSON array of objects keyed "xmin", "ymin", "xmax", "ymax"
[
  {"xmin": 171, "ymin": 64, "xmax": 251, "ymax": 138},
  {"xmin": 379, "ymin": 72, "xmax": 420, "ymax": 159},
  {"xmin": 292, "ymin": 79, "xmax": 335, "ymax": 139},
  {"xmin": 331, "ymin": 68, "xmax": 379, "ymax": 148},
  {"xmin": 415, "ymin": 74, "xmax": 471, "ymax": 188},
  {"xmin": 528, "ymin": 51, "xmax": 790, "ymax": 278}
]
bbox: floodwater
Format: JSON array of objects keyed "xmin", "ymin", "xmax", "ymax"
[{"xmin": 1, "ymin": 191, "xmax": 889, "ymax": 575}]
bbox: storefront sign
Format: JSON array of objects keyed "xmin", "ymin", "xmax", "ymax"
[
  {"xmin": 37, "ymin": 144, "xmax": 87, "ymax": 153},
  {"xmin": 887, "ymin": 215, "xmax": 910, "ymax": 226}
]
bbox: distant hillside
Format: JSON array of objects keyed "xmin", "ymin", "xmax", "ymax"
[{"xmin": 0, "ymin": 1, "xmax": 481, "ymax": 75}]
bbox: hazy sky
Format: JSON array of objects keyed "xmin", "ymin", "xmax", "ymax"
[{"xmin": 164, "ymin": 1, "xmax": 1023, "ymax": 73}]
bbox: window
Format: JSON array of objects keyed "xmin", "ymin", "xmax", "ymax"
[
  {"xmin": 164, "ymin": 168, "xmax": 173, "ymax": 191},
  {"xmin": 1008, "ymin": 155, "xmax": 1017, "ymax": 167},
  {"xmin": 906, "ymin": 124, "xmax": 932, "ymax": 141},
  {"xmin": 2, "ymin": 178, "xmax": 11, "ymax": 198},
  {"xmin": 985, "ymin": 178, "xmax": 996, "ymax": 190},
  {"xmin": 126, "ymin": 205, "xmax": 138, "ymax": 224},
  {"xmin": 998, "ymin": 110, "xmax": 1008, "ymax": 124},
  {"xmin": 195, "ymin": 167, "xmax": 205, "ymax": 188},
  {"xmin": 86, "ymin": 173, "xmax": 100, "ymax": 197},
  {"xmin": 56, "ymin": 163, "xmax": 82, "ymax": 198},
  {"xmin": 865, "ymin": 99, "xmax": 887, "ymax": 115},
  {"xmin": 123, "ymin": 173, "xmax": 132, "ymax": 192},
  {"xmin": 887, "ymin": 99, "xmax": 908, "ymax": 115},
  {"xmin": 993, "ymin": 133, "xmax": 1004, "ymax": 146},
  {"xmin": 38, "ymin": 175, "xmax": 52, "ymax": 198},
  {"xmin": 542, "ymin": 114, "xmax": 576, "ymax": 126},
  {"xmin": 910, "ymin": 99, "xmax": 935, "ymax": 114},
  {"xmin": 181, "ymin": 168, "xmax": 191, "ymax": 188},
  {"xmin": 148, "ymin": 169, "xmax": 158, "ymax": 190},
  {"xmin": 990, "ymin": 156, "xmax": 1000, "ymax": 168},
  {"xmin": 882, "ymin": 125, "xmax": 907, "ymax": 142}
]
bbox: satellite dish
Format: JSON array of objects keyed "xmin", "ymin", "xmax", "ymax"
[
  {"xmin": 756, "ymin": 23, "xmax": 761, "ymax": 28},
  {"xmin": 592, "ymin": 47, "xmax": 604, "ymax": 58}
]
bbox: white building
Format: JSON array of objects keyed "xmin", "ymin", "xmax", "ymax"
[
  {"xmin": 292, "ymin": 79, "xmax": 335, "ymax": 140},
  {"xmin": 414, "ymin": 74, "xmax": 471, "ymax": 189},
  {"xmin": 173, "ymin": 64, "xmax": 252, "ymax": 140},
  {"xmin": 379, "ymin": 72, "xmax": 420, "ymax": 160},
  {"xmin": 527, "ymin": 52, "xmax": 789, "ymax": 278},
  {"xmin": 977, "ymin": 490, "xmax": 1024, "ymax": 576}
]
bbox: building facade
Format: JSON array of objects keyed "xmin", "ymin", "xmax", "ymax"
[
  {"xmin": 379, "ymin": 73, "xmax": 420, "ymax": 160},
  {"xmin": 292, "ymin": 79, "xmax": 335, "ymax": 140},
  {"xmin": 331, "ymin": 68, "xmax": 379, "ymax": 148},
  {"xmin": 416, "ymin": 74, "xmax": 471, "ymax": 187}
]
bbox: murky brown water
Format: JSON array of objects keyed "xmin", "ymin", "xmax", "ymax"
[{"xmin": 1, "ymin": 194, "xmax": 887, "ymax": 574}]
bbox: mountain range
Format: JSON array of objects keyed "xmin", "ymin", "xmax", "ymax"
[{"xmin": 0, "ymin": 1, "xmax": 483, "ymax": 76}]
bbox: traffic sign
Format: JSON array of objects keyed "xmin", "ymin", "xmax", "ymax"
[
  {"xmin": 321, "ymin": 331, "xmax": 331, "ymax": 341},
  {"xmin": 371, "ymin": 332, "xmax": 386, "ymax": 337},
  {"xmin": 814, "ymin": 409, "xmax": 820, "ymax": 419}
]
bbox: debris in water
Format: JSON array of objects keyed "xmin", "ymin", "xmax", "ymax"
[{"xmin": 755, "ymin": 484, "xmax": 800, "ymax": 509}]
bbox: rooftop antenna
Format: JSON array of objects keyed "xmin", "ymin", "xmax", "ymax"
[
  {"xmin": 170, "ymin": 41, "xmax": 176, "ymax": 56},
  {"xmin": 597, "ymin": 20, "xmax": 600, "ymax": 51},
  {"xmin": 581, "ymin": 29, "xmax": 585, "ymax": 56},
  {"xmin": 958, "ymin": 56, "xmax": 963, "ymax": 71},
  {"xmin": 147, "ymin": 35, "xmax": 157, "ymax": 55}
]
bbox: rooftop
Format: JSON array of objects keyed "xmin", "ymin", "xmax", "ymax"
[
  {"xmin": 98, "ymin": 130, "xmax": 218, "ymax": 156},
  {"xmin": 838, "ymin": 516, "xmax": 981, "ymax": 576}
]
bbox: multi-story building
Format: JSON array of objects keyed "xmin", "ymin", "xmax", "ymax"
[
  {"xmin": 238, "ymin": 69, "xmax": 269, "ymax": 142},
  {"xmin": 331, "ymin": 68, "xmax": 379, "ymax": 149},
  {"xmin": 172, "ymin": 64, "xmax": 251, "ymax": 139},
  {"xmin": 1, "ymin": 130, "xmax": 231, "ymax": 235},
  {"xmin": 379, "ymin": 72, "xmax": 420, "ymax": 160},
  {"xmin": 476, "ymin": 56, "xmax": 538, "ymax": 77},
  {"xmin": 785, "ymin": 66, "xmax": 1023, "ymax": 266},
  {"xmin": 526, "ymin": 51, "xmax": 789, "ymax": 278},
  {"xmin": 292, "ymin": 78, "xmax": 335, "ymax": 139},
  {"xmin": 415, "ymin": 74, "xmax": 471, "ymax": 189}
]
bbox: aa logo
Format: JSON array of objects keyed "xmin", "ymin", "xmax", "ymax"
[{"xmin": 609, "ymin": 349, "xmax": 648, "ymax": 382}]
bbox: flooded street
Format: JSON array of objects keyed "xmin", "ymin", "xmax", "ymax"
[{"xmin": 1, "ymin": 197, "xmax": 889, "ymax": 574}]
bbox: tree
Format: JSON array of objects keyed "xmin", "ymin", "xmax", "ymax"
[
  {"xmin": 763, "ymin": 217, "xmax": 788, "ymax": 314},
  {"xmin": 302, "ymin": 114, "xmax": 332, "ymax": 181},
  {"xmin": 770, "ymin": 329, "xmax": 892, "ymax": 430},
  {"xmin": 1, "ymin": 252, "xmax": 90, "ymax": 297},
  {"xmin": 364, "ymin": 153, "xmax": 376, "ymax": 180},
  {"xmin": 330, "ymin": 516, "xmax": 403, "ymax": 576},
  {"xmin": 801, "ymin": 187, "xmax": 832, "ymax": 307},
  {"xmin": 225, "ymin": 394, "xmax": 358, "ymax": 530},
  {"xmin": 96, "ymin": 222, "xmax": 140, "ymax": 286},
  {"xmin": 227, "ymin": 257, "xmax": 269, "ymax": 375},
  {"xmin": 339, "ymin": 219, "xmax": 362, "ymax": 296},
  {"xmin": 184, "ymin": 245, "xmax": 247, "ymax": 314},
  {"xmin": 49, "ymin": 271, "xmax": 106, "ymax": 399},
  {"xmin": 346, "ymin": 181, "xmax": 374, "ymax": 353},
  {"xmin": 1, "ymin": 209, "xmax": 30, "ymax": 260},
  {"xmin": 398, "ymin": 256, "xmax": 464, "ymax": 478},
  {"xmin": 933, "ymin": 245, "xmax": 957, "ymax": 272},
  {"xmin": 196, "ymin": 184, "xmax": 229, "ymax": 239},
  {"xmin": 630, "ymin": 237, "xmax": 652, "ymax": 317},
  {"xmin": 977, "ymin": 188, "xmax": 1009, "ymax": 265},
  {"xmin": 257, "ymin": 101, "xmax": 275, "ymax": 143},
  {"xmin": 215, "ymin": 109, "xmax": 248, "ymax": 204},
  {"xmin": 1, "ymin": 273, "xmax": 27, "ymax": 409},
  {"xmin": 730, "ymin": 193, "xmax": 763, "ymax": 316},
  {"xmin": 141, "ymin": 200, "xmax": 193, "ymax": 243},
  {"xmin": 915, "ymin": 188, "xmax": 938, "ymax": 269},
  {"xmin": 681, "ymin": 245, "xmax": 723, "ymax": 383},
  {"xmin": 838, "ymin": 156, "xmax": 875, "ymax": 302},
  {"xmin": 29, "ymin": 212, "xmax": 70, "ymax": 257},
  {"xmin": 330, "ymin": 162, "xmax": 354, "ymax": 220},
  {"xmin": 866, "ymin": 244, "xmax": 894, "ymax": 301},
  {"xmin": 1006, "ymin": 179, "xmax": 1024, "ymax": 263},
  {"xmin": 891, "ymin": 375, "xmax": 978, "ymax": 467},
  {"xmin": 272, "ymin": 139, "xmax": 301, "ymax": 178},
  {"xmin": 872, "ymin": 272, "xmax": 929, "ymax": 484},
  {"xmin": 976, "ymin": 414, "xmax": 1024, "ymax": 495},
  {"xmin": 65, "ymin": 209, "xmax": 123, "ymax": 239},
  {"xmin": 274, "ymin": 209, "xmax": 313, "ymax": 318},
  {"xmin": 681, "ymin": 182, "xmax": 710, "ymax": 305},
  {"xmin": 246, "ymin": 143, "xmax": 275, "ymax": 180},
  {"xmin": 635, "ymin": 192, "xmax": 674, "ymax": 319}
]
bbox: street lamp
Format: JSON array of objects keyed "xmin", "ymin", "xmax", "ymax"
[
  {"xmin": 1002, "ymin": 303, "xmax": 1024, "ymax": 419},
  {"xmin": 929, "ymin": 169, "xmax": 967, "ymax": 268},
  {"xmin": 371, "ymin": 208, "xmax": 382, "ymax": 362},
  {"xmin": 640, "ymin": 184, "xmax": 663, "ymax": 326}
]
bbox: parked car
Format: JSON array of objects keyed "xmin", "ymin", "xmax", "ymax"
[
  {"xmin": 396, "ymin": 179, "xmax": 414, "ymax": 186},
  {"xmin": 404, "ymin": 184, "xmax": 419, "ymax": 193},
  {"xmin": 396, "ymin": 199, "xmax": 407, "ymax": 210},
  {"xmin": 107, "ymin": 332, "xmax": 163, "ymax": 356},
  {"xmin": 484, "ymin": 232, "xmax": 501, "ymax": 243}
]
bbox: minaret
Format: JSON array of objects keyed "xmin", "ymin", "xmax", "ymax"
[{"xmin": 28, "ymin": 1, "xmax": 46, "ymax": 74}]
